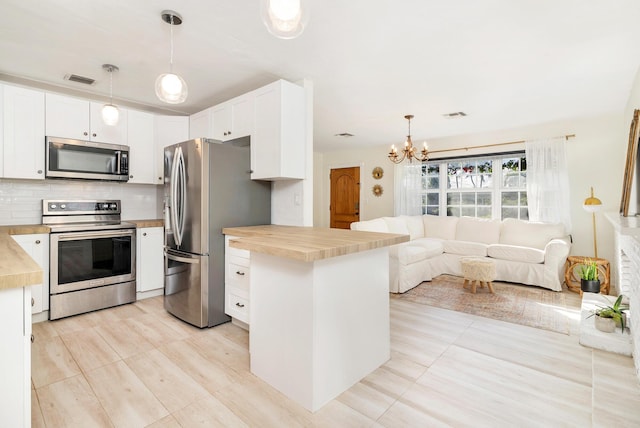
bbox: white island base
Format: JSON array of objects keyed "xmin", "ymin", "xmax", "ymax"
[{"xmin": 250, "ymin": 247, "xmax": 390, "ymax": 412}]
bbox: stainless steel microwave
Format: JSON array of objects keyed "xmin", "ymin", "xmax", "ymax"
[{"xmin": 45, "ymin": 136, "xmax": 129, "ymax": 182}]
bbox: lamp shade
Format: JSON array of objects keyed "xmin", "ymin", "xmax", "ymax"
[
  {"xmin": 155, "ymin": 73, "xmax": 188, "ymax": 104},
  {"xmin": 101, "ymin": 104, "xmax": 120, "ymax": 126},
  {"xmin": 261, "ymin": 0, "xmax": 309, "ymax": 39},
  {"xmin": 583, "ymin": 187, "xmax": 603, "ymax": 213}
]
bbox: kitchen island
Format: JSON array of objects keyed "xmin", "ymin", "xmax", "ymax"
[{"xmin": 222, "ymin": 225, "xmax": 408, "ymax": 412}]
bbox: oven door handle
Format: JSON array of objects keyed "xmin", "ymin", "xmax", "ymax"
[
  {"xmin": 165, "ymin": 250, "xmax": 200, "ymax": 264},
  {"xmin": 54, "ymin": 229, "xmax": 135, "ymax": 240}
]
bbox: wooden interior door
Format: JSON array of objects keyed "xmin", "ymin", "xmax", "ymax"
[{"xmin": 330, "ymin": 166, "xmax": 360, "ymax": 229}]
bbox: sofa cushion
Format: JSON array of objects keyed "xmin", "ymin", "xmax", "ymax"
[
  {"xmin": 499, "ymin": 218, "xmax": 566, "ymax": 250},
  {"xmin": 488, "ymin": 244, "xmax": 545, "ymax": 264},
  {"xmin": 350, "ymin": 218, "xmax": 388, "ymax": 233},
  {"xmin": 403, "ymin": 215, "xmax": 425, "ymax": 240},
  {"xmin": 443, "ymin": 240, "xmax": 488, "ymax": 257},
  {"xmin": 455, "ymin": 217, "xmax": 501, "ymax": 244},
  {"xmin": 423, "ymin": 215, "xmax": 458, "ymax": 240},
  {"xmin": 396, "ymin": 241, "xmax": 443, "ymax": 265},
  {"xmin": 383, "ymin": 216, "xmax": 410, "ymax": 235}
]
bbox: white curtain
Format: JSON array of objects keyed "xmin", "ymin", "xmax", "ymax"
[
  {"xmin": 394, "ymin": 162, "xmax": 423, "ymax": 216},
  {"xmin": 525, "ymin": 137, "xmax": 572, "ymax": 232}
]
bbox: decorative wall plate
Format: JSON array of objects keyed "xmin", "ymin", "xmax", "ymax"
[
  {"xmin": 372, "ymin": 184, "xmax": 383, "ymax": 197},
  {"xmin": 372, "ymin": 166, "xmax": 384, "ymax": 179}
]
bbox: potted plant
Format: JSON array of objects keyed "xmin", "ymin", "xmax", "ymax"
[
  {"xmin": 580, "ymin": 259, "xmax": 600, "ymax": 293},
  {"xmin": 589, "ymin": 295, "xmax": 629, "ymax": 333}
]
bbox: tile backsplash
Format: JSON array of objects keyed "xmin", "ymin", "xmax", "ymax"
[{"xmin": 0, "ymin": 179, "xmax": 162, "ymax": 225}]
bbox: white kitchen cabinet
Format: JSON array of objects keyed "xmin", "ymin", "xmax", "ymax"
[
  {"xmin": 189, "ymin": 93, "xmax": 254, "ymax": 142},
  {"xmin": 251, "ymin": 80, "xmax": 305, "ymax": 180},
  {"xmin": 3, "ymin": 84, "xmax": 45, "ymax": 180},
  {"xmin": 212, "ymin": 93, "xmax": 255, "ymax": 142},
  {"xmin": 127, "ymin": 110, "xmax": 156, "ymax": 184},
  {"xmin": 136, "ymin": 227, "xmax": 164, "ymax": 294},
  {"xmin": 189, "ymin": 107, "xmax": 212, "ymax": 140},
  {"xmin": 0, "ymin": 285, "xmax": 31, "ymax": 427},
  {"xmin": 11, "ymin": 234, "xmax": 49, "ymax": 314},
  {"xmin": 224, "ymin": 235, "xmax": 250, "ymax": 326},
  {"xmin": 155, "ymin": 115, "xmax": 189, "ymax": 185},
  {"xmin": 45, "ymin": 93, "xmax": 128, "ymax": 145}
]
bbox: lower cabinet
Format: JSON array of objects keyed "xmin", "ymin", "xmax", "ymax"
[
  {"xmin": 0, "ymin": 285, "xmax": 31, "ymax": 427},
  {"xmin": 225, "ymin": 235, "xmax": 250, "ymax": 325},
  {"xmin": 12, "ymin": 233, "xmax": 49, "ymax": 314},
  {"xmin": 136, "ymin": 227, "xmax": 164, "ymax": 296}
]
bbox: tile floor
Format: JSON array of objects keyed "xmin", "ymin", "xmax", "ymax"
[{"xmin": 31, "ymin": 295, "xmax": 640, "ymax": 427}]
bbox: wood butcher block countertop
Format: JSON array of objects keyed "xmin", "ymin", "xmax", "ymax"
[
  {"xmin": 222, "ymin": 225, "xmax": 409, "ymax": 262},
  {"xmin": 0, "ymin": 224, "xmax": 50, "ymax": 235},
  {"xmin": 0, "ymin": 233, "xmax": 43, "ymax": 290},
  {"xmin": 126, "ymin": 219, "xmax": 164, "ymax": 228}
]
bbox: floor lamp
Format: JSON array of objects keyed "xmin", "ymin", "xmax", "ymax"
[{"xmin": 583, "ymin": 187, "xmax": 603, "ymax": 258}]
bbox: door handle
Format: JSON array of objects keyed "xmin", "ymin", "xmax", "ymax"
[{"xmin": 165, "ymin": 251, "xmax": 200, "ymax": 264}]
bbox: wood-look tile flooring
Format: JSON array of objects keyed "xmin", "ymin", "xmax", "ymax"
[{"xmin": 31, "ymin": 295, "xmax": 640, "ymax": 427}]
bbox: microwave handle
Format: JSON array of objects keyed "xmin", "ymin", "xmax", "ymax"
[{"xmin": 116, "ymin": 151, "xmax": 121, "ymax": 174}]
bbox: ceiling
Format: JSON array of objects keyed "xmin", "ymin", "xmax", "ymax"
[{"xmin": 2, "ymin": 0, "xmax": 640, "ymax": 152}]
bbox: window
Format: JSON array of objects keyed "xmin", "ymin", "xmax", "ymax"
[{"xmin": 421, "ymin": 153, "xmax": 528, "ymax": 220}]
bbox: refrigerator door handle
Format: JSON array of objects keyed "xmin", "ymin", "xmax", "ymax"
[
  {"xmin": 170, "ymin": 146, "xmax": 183, "ymax": 246},
  {"xmin": 165, "ymin": 250, "xmax": 200, "ymax": 264},
  {"xmin": 177, "ymin": 147, "xmax": 187, "ymax": 245}
]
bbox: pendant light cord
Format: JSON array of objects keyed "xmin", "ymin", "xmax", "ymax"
[
  {"xmin": 169, "ymin": 14, "xmax": 174, "ymax": 73},
  {"xmin": 109, "ymin": 68, "xmax": 114, "ymax": 104}
]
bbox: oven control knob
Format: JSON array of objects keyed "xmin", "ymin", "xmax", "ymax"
[
  {"xmin": 50, "ymin": 204, "xmax": 57, "ymax": 209},
  {"xmin": 110, "ymin": 203, "xmax": 117, "ymax": 209},
  {"xmin": 103, "ymin": 203, "xmax": 109, "ymax": 209},
  {"xmin": 60, "ymin": 204, "xmax": 66, "ymax": 209}
]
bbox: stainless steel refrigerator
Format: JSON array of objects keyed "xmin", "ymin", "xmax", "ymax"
[{"xmin": 163, "ymin": 138, "xmax": 271, "ymax": 328}]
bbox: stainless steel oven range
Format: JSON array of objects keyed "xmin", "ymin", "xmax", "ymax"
[{"xmin": 43, "ymin": 199, "xmax": 136, "ymax": 320}]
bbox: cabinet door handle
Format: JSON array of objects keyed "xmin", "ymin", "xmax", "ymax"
[
  {"xmin": 143, "ymin": 232, "xmax": 147, "ymax": 236},
  {"xmin": 83, "ymin": 131, "xmax": 88, "ymax": 136},
  {"xmin": 31, "ymin": 334, "xmax": 34, "ymax": 343},
  {"xmin": 130, "ymin": 175, "xmax": 134, "ymax": 179},
  {"xmin": 31, "ymin": 297, "xmax": 34, "ymax": 307},
  {"xmin": 236, "ymin": 271, "xmax": 245, "ymax": 276},
  {"xmin": 235, "ymin": 302, "xmax": 245, "ymax": 308},
  {"xmin": 35, "ymin": 240, "xmax": 41, "ymax": 244},
  {"xmin": 37, "ymin": 170, "xmax": 43, "ymax": 174},
  {"xmin": 92, "ymin": 133, "xmax": 97, "ymax": 137}
]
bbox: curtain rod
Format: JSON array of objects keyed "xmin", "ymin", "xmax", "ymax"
[{"xmin": 428, "ymin": 134, "xmax": 576, "ymax": 155}]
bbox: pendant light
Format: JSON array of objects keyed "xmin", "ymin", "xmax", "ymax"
[
  {"xmin": 261, "ymin": 0, "xmax": 309, "ymax": 39},
  {"xmin": 155, "ymin": 10, "xmax": 188, "ymax": 104},
  {"xmin": 101, "ymin": 64, "xmax": 119, "ymax": 126}
]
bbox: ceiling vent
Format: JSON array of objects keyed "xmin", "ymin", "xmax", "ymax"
[
  {"xmin": 64, "ymin": 73, "xmax": 96, "ymax": 85},
  {"xmin": 334, "ymin": 132, "xmax": 354, "ymax": 137},
  {"xmin": 442, "ymin": 111, "xmax": 467, "ymax": 119}
]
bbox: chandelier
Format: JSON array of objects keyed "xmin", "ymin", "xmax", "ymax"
[{"xmin": 388, "ymin": 114, "xmax": 429, "ymax": 163}]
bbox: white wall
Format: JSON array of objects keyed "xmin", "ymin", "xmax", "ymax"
[
  {"xmin": 0, "ymin": 179, "xmax": 161, "ymax": 224},
  {"xmin": 314, "ymin": 112, "xmax": 626, "ymax": 264}
]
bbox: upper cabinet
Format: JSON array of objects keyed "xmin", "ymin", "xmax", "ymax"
[
  {"xmin": 252, "ymin": 80, "xmax": 305, "ymax": 180},
  {"xmin": 2, "ymin": 84, "xmax": 45, "ymax": 180},
  {"xmin": 127, "ymin": 109, "xmax": 156, "ymax": 184},
  {"xmin": 212, "ymin": 93, "xmax": 255, "ymax": 141},
  {"xmin": 189, "ymin": 93, "xmax": 255, "ymax": 142},
  {"xmin": 155, "ymin": 115, "xmax": 189, "ymax": 185},
  {"xmin": 45, "ymin": 93, "xmax": 128, "ymax": 145}
]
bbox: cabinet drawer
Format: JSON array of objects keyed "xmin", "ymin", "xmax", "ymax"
[
  {"xmin": 227, "ymin": 243, "xmax": 250, "ymax": 259},
  {"xmin": 225, "ymin": 290, "xmax": 249, "ymax": 324},
  {"xmin": 227, "ymin": 263, "xmax": 250, "ymax": 290},
  {"xmin": 228, "ymin": 254, "xmax": 249, "ymax": 268}
]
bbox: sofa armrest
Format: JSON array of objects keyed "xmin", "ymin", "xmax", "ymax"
[{"xmin": 543, "ymin": 237, "xmax": 572, "ymax": 291}]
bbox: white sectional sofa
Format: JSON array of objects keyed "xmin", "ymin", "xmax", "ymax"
[{"xmin": 350, "ymin": 215, "xmax": 571, "ymax": 293}]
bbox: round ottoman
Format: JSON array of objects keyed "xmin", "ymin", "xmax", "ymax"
[{"xmin": 461, "ymin": 257, "xmax": 496, "ymax": 293}]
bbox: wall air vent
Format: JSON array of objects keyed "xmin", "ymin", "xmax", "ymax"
[
  {"xmin": 334, "ymin": 133, "xmax": 354, "ymax": 137},
  {"xmin": 63, "ymin": 74, "xmax": 96, "ymax": 85},
  {"xmin": 442, "ymin": 111, "xmax": 467, "ymax": 119}
]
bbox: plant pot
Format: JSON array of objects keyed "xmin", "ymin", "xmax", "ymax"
[
  {"xmin": 581, "ymin": 279, "xmax": 601, "ymax": 293},
  {"xmin": 594, "ymin": 315, "xmax": 616, "ymax": 333}
]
